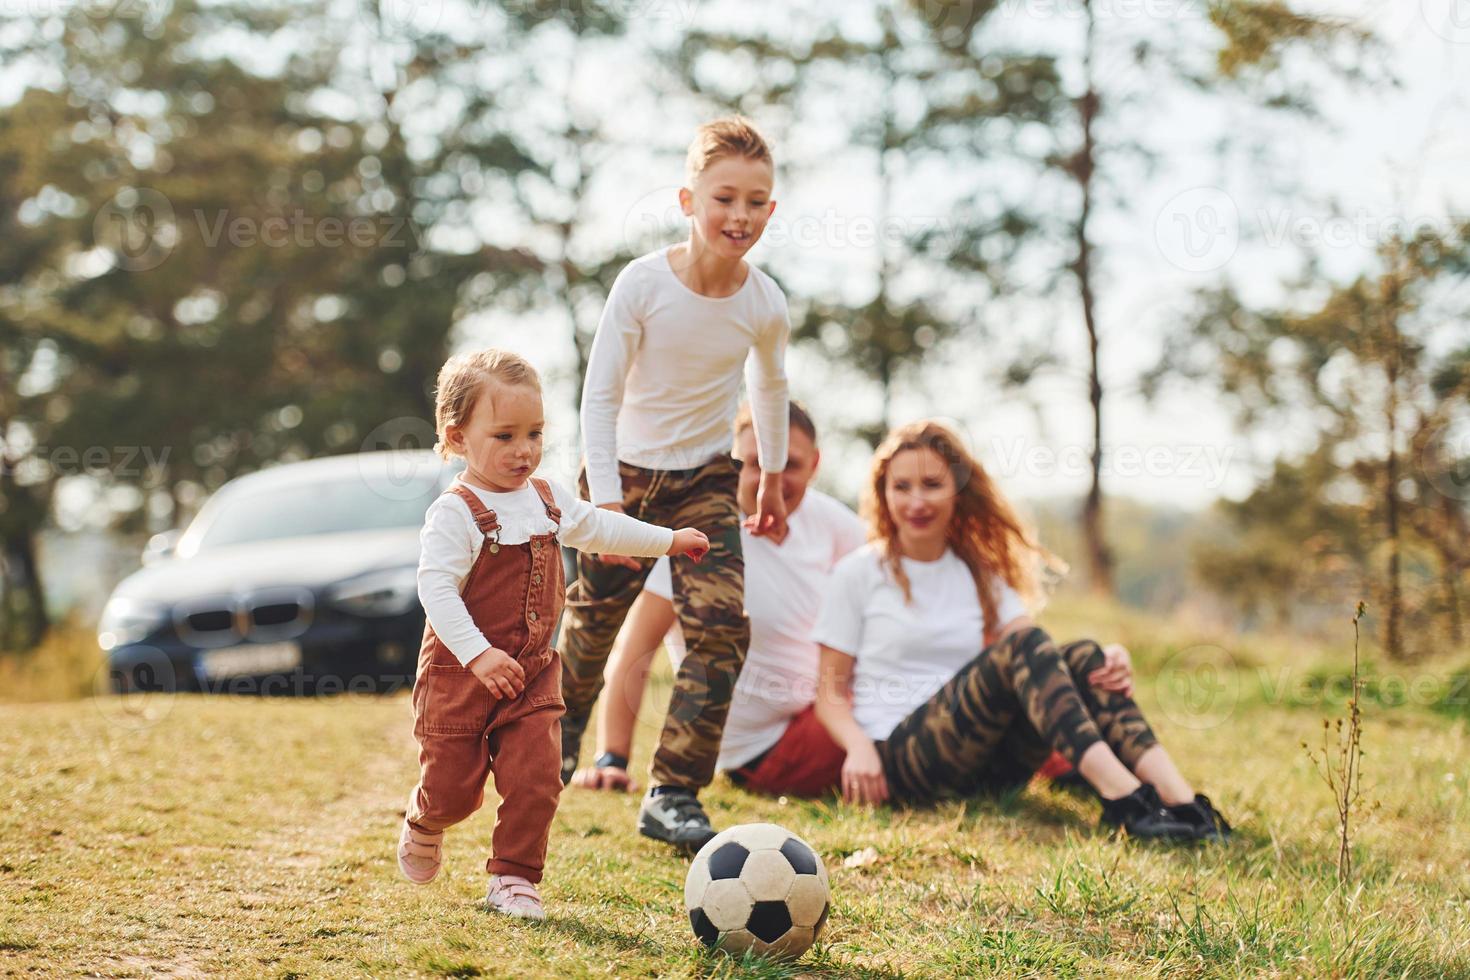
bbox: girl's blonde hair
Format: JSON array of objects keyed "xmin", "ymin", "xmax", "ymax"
[
  {"xmin": 685, "ymin": 116, "xmax": 773, "ymax": 185},
  {"xmin": 862, "ymin": 420, "xmax": 1061, "ymax": 642},
  {"xmin": 432, "ymin": 348, "xmax": 540, "ymax": 461}
]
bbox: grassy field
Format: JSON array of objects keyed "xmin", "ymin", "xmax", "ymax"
[{"xmin": 4, "ymin": 600, "xmax": 1470, "ymax": 978}]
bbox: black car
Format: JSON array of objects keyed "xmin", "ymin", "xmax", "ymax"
[{"xmin": 100, "ymin": 451, "xmax": 458, "ymax": 695}]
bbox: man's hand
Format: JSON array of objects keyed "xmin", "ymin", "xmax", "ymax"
[
  {"xmin": 747, "ymin": 471, "xmax": 788, "ymax": 541},
  {"xmin": 569, "ymin": 765, "xmax": 638, "ymax": 793},
  {"xmin": 1087, "ymin": 643, "xmax": 1134, "ymax": 697},
  {"xmin": 592, "ymin": 502, "xmax": 642, "ymax": 569},
  {"xmin": 668, "ymin": 528, "xmax": 710, "ymax": 563},
  {"xmin": 469, "ymin": 646, "xmax": 525, "ymax": 699}
]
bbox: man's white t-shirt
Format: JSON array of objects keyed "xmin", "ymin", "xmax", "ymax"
[
  {"xmin": 579, "ymin": 245, "xmax": 791, "ymax": 506},
  {"xmin": 644, "ymin": 489, "xmax": 866, "ymax": 769},
  {"xmin": 810, "ymin": 543, "xmax": 1029, "ymax": 741}
]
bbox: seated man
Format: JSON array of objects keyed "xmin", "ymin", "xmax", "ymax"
[{"xmin": 569, "ymin": 399, "xmax": 865, "ymax": 794}]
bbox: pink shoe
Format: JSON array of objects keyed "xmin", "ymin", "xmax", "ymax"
[
  {"xmin": 485, "ymin": 875, "xmax": 545, "ymax": 920},
  {"xmin": 397, "ymin": 820, "xmax": 443, "ymax": 885}
]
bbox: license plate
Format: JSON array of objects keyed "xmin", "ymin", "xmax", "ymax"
[{"xmin": 199, "ymin": 642, "xmax": 302, "ymax": 679}]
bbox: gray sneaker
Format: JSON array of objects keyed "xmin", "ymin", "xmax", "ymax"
[
  {"xmin": 637, "ymin": 788, "xmax": 717, "ymax": 853},
  {"xmin": 560, "ymin": 711, "xmax": 589, "ymax": 787}
]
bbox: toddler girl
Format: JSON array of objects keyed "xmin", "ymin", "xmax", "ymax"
[{"xmin": 397, "ymin": 348, "xmax": 708, "ymax": 920}]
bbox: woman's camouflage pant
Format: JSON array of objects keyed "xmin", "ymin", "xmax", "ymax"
[
  {"xmin": 877, "ymin": 627, "xmax": 1159, "ymax": 803},
  {"xmin": 558, "ymin": 454, "xmax": 749, "ymax": 791}
]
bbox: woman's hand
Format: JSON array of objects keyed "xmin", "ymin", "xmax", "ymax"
[
  {"xmin": 1087, "ymin": 643, "xmax": 1134, "ymax": 697},
  {"xmin": 668, "ymin": 528, "xmax": 710, "ymax": 563},
  {"xmin": 469, "ymin": 646, "xmax": 525, "ymax": 699},
  {"xmin": 840, "ymin": 738, "xmax": 889, "ymax": 805}
]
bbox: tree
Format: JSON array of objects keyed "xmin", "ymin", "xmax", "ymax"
[
  {"xmin": 1039, "ymin": 0, "xmax": 1373, "ymax": 596},
  {"xmin": 1156, "ymin": 223, "xmax": 1470, "ymax": 657},
  {"xmin": 0, "ymin": 0, "xmax": 548, "ymax": 647}
]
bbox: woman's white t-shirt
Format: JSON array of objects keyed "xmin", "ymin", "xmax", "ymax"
[
  {"xmin": 643, "ymin": 489, "xmax": 866, "ymax": 768},
  {"xmin": 810, "ymin": 543, "xmax": 1028, "ymax": 741}
]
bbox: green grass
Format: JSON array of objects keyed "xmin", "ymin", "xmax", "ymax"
[{"xmin": 4, "ymin": 601, "xmax": 1470, "ymax": 977}]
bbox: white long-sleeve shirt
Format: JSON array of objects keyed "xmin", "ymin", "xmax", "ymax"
[
  {"xmin": 580, "ymin": 245, "xmax": 791, "ymax": 506},
  {"xmin": 417, "ymin": 477, "xmax": 674, "ymax": 665}
]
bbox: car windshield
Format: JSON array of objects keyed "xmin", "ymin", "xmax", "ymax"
[{"xmin": 191, "ymin": 472, "xmax": 442, "ymax": 551}]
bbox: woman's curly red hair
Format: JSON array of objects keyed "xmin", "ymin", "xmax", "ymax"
[{"xmin": 862, "ymin": 420, "xmax": 1060, "ymax": 642}]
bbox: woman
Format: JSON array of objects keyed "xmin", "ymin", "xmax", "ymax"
[{"xmin": 782, "ymin": 420, "xmax": 1230, "ymax": 841}]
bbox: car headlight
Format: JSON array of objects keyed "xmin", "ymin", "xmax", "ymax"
[
  {"xmin": 98, "ymin": 596, "xmax": 169, "ymax": 650},
  {"xmin": 327, "ymin": 566, "xmax": 420, "ymax": 617}
]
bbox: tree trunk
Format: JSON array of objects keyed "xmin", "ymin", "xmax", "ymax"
[
  {"xmin": 0, "ymin": 421, "xmax": 49, "ymax": 649},
  {"xmin": 1, "ymin": 530, "xmax": 48, "ymax": 651},
  {"xmin": 876, "ymin": 44, "xmax": 896, "ymax": 435},
  {"xmin": 1075, "ymin": 0, "xmax": 1114, "ymax": 596},
  {"xmin": 1443, "ymin": 561, "xmax": 1463, "ymax": 647},
  {"xmin": 1382, "ymin": 256, "xmax": 1404, "ymax": 659}
]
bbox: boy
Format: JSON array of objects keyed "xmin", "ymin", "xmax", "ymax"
[
  {"xmin": 568, "ymin": 401, "xmax": 867, "ymax": 798},
  {"xmin": 561, "ymin": 117, "xmax": 790, "ymax": 852}
]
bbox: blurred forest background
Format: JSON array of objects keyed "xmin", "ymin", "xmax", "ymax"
[{"xmin": 1, "ymin": 0, "xmax": 1467, "ymax": 661}]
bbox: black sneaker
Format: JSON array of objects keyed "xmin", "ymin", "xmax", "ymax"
[
  {"xmin": 1098, "ymin": 784, "xmax": 1197, "ymax": 842},
  {"xmin": 560, "ymin": 711, "xmax": 589, "ymax": 787},
  {"xmin": 1167, "ymin": 794, "xmax": 1233, "ymax": 842},
  {"xmin": 637, "ymin": 788, "xmax": 717, "ymax": 853}
]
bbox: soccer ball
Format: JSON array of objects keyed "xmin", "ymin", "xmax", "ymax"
[{"xmin": 684, "ymin": 822, "xmax": 830, "ymax": 959}]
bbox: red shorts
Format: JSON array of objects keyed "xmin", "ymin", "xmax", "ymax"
[{"xmin": 727, "ymin": 706, "xmax": 847, "ymax": 798}]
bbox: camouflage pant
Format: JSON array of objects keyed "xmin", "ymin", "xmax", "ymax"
[
  {"xmin": 877, "ymin": 627, "xmax": 1159, "ymax": 803},
  {"xmin": 558, "ymin": 454, "xmax": 749, "ymax": 790}
]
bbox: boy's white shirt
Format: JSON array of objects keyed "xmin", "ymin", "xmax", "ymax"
[
  {"xmin": 580, "ymin": 245, "xmax": 791, "ymax": 505},
  {"xmin": 417, "ymin": 476, "xmax": 674, "ymax": 666}
]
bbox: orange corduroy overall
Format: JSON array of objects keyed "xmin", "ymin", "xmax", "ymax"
[{"xmin": 406, "ymin": 479, "xmax": 566, "ymax": 882}]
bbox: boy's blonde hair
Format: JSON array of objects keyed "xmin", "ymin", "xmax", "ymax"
[
  {"xmin": 432, "ymin": 348, "xmax": 540, "ymax": 461},
  {"xmin": 685, "ymin": 116, "xmax": 774, "ymax": 185}
]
